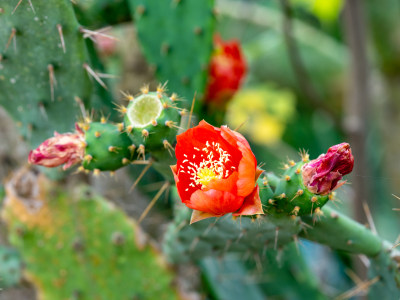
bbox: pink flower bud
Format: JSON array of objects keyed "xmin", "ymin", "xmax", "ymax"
[
  {"xmin": 302, "ymin": 143, "xmax": 354, "ymax": 195},
  {"xmin": 28, "ymin": 124, "xmax": 85, "ymax": 170}
]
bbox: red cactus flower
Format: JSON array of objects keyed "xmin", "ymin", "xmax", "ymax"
[
  {"xmin": 171, "ymin": 120, "xmax": 263, "ymax": 223},
  {"xmin": 205, "ymin": 34, "xmax": 247, "ymax": 105},
  {"xmin": 302, "ymin": 143, "xmax": 354, "ymax": 195},
  {"xmin": 28, "ymin": 124, "xmax": 85, "ymax": 170}
]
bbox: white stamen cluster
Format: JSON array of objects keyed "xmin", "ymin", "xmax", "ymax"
[{"xmin": 180, "ymin": 141, "xmax": 236, "ymax": 191}]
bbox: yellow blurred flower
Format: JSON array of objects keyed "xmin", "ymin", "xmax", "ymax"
[{"xmin": 226, "ymin": 86, "xmax": 296, "ymax": 145}]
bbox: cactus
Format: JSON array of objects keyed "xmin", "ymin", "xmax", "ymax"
[
  {"xmin": 123, "ymin": 87, "xmax": 181, "ymax": 155},
  {"xmin": 260, "ymin": 162, "xmax": 330, "ymax": 217},
  {"xmin": 81, "ymin": 121, "xmax": 133, "ymax": 171},
  {"xmin": 1, "ymin": 168, "xmax": 178, "ymax": 300},
  {"xmin": 128, "ymin": 0, "xmax": 216, "ymax": 106},
  {"xmin": 74, "ymin": 0, "xmax": 131, "ymax": 28},
  {"xmin": 0, "ymin": 0, "xmax": 95, "ymax": 147},
  {"xmin": 0, "ymin": 246, "xmax": 22, "ymax": 289},
  {"xmin": 163, "ymin": 188, "xmax": 301, "ymax": 263},
  {"xmin": 368, "ymin": 243, "xmax": 400, "ymax": 298}
]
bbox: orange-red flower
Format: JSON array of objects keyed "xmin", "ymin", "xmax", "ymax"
[
  {"xmin": 171, "ymin": 120, "xmax": 263, "ymax": 223},
  {"xmin": 28, "ymin": 124, "xmax": 85, "ymax": 170},
  {"xmin": 205, "ymin": 34, "xmax": 247, "ymax": 105}
]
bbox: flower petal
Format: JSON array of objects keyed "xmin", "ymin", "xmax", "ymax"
[
  {"xmin": 190, "ymin": 210, "xmax": 220, "ymax": 224},
  {"xmin": 233, "ymin": 185, "xmax": 263, "ymax": 216},
  {"xmin": 187, "ymin": 189, "xmax": 243, "ymax": 215}
]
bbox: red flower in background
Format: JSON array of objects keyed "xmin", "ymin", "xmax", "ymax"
[
  {"xmin": 205, "ymin": 34, "xmax": 247, "ymax": 105},
  {"xmin": 28, "ymin": 124, "xmax": 85, "ymax": 170},
  {"xmin": 302, "ymin": 143, "xmax": 354, "ymax": 195},
  {"xmin": 171, "ymin": 121, "xmax": 263, "ymax": 223}
]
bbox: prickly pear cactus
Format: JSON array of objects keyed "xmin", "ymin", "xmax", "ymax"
[
  {"xmin": 81, "ymin": 121, "xmax": 134, "ymax": 171},
  {"xmin": 0, "ymin": 0, "xmax": 93, "ymax": 147},
  {"xmin": 123, "ymin": 87, "xmax": 181, "ymax": 154},
  {"xmin": 368, "ymin": 243, "xmax": 400, "ymax": 299},
  {"xmin": 1, "ymin": 168, "xmax": 178, "ymax": 300},
  {"xmin": 0, "ymin": 245, "xmax": 22, "ymax": 289},
  {"xmin": 163, "ymin": 188, "xmax": 301, "ymax": 263},
  {"xmin": 129, "ymin": 0, "xmax": 216, "ymax": 106}
]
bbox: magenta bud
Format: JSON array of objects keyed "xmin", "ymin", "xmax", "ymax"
[
  {"xmin": 302, "ymin": 143, "xmax": 354, "ymax": 195},
  {"xmin": 28, "ymin": 124, "xmax": 85, "ymax": 170}
]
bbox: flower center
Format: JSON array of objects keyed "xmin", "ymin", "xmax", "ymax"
[
  {"xmin": 196, "ymin": 167, "xmax": 217, "ymax": 187},
  {"xmin": 180, "ymin": 141, "xmax": 236, "ymax": 191}
]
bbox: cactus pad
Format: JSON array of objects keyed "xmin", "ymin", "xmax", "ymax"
[
  {"xmin": 0, "ymin": 246, "xmax": 22, "ymax": 289},
  {"xmin": 82, "ymin": 122, "xmax": 133, "ymax": 171},
  {"xmin": 129, "ymin": 0, "xmax": 216, "ymax": 106},
  {"xmin": 124, "ymin": 90, "xmax": 181, "ymax": 154},
  {"xmin": 0, "ymin": 0, "xmax": 93, "ymax": 147},
  {"xmin": 1, "ymin": 168, "xmax": 178, "ymax": 300},
  {"xmin": 163, "ymin": 196, "xmax": 301, "ymax": 263},
  {"xmin": 262, "ymin": 161, "xmax": 330, "ymax": 216}
]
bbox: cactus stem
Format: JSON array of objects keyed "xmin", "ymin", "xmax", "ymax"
[
  {"xmin": 5, "ymin": 27, "xmax": 17, "ymax": 53},
  {"xmin": 130, "ymin": 161, "xmax": 153, "ymax": 192},
  {"xmin": 57, "ymin": 24, "xmax": 66, "ymax": 53},
  {"xmin": 83, "ymin": 63, "xmax": 108, "ymax": 90}
]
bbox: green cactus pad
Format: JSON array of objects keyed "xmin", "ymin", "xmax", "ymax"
[
  {"xmin": 163, "ymin": 191, "xmax": 302, "ymax": 263},
  {"xmin": 2, "ymin": 170, "xmax": 178, "ymax": 300},
  {"xmin": 0, "ymin": 246, "xmax": 22, "ymax": 289},
  {"xmin": 261, "ymin": 162, "xmax": 330, "ymax": 216},
  {"xmin": 82, "ymin": 122, "xmax": 133, "ymax": 171},
  {"xmin": 368, "ymin": 243, "xmax": 400, "ymax": 298},
  {"xmin": 124, "ymin": 91, "xmax": 181, "ymax": 153},
  {"xmin": 128, "ymin": 0, "xmax": 216, "ymax": 107},
  {"xmin": 0, "ymin": 0, "xmax": 93, "ymax": 147}
]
